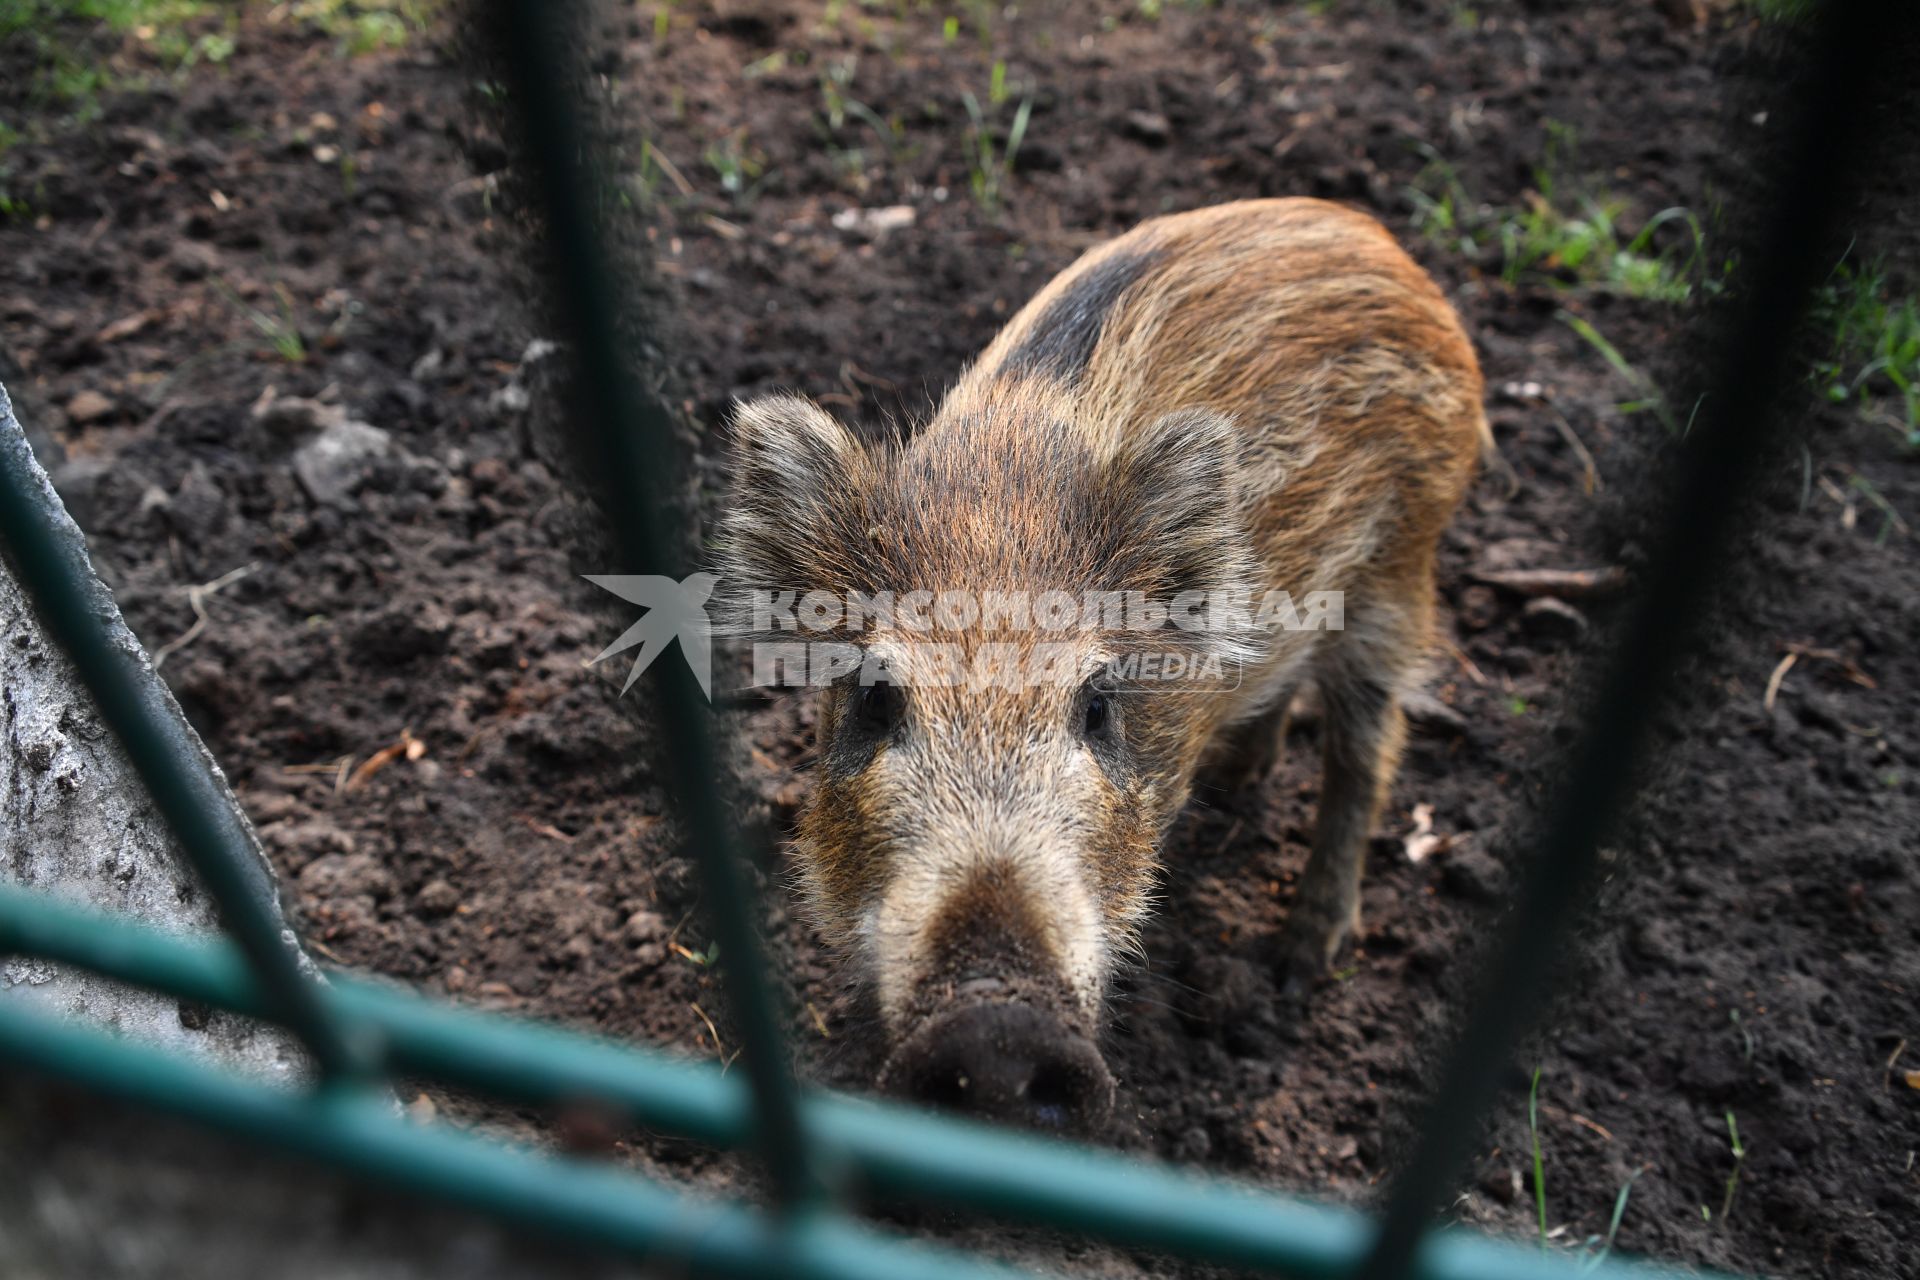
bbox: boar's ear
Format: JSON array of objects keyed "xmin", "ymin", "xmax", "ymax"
[
  {"xmin": 1105, "ymin": 408, "xmax": 1258, "ymax": 603},
  {"xmin": 720, "ymin": 395, "xmax": 875, "ymax": 611}
]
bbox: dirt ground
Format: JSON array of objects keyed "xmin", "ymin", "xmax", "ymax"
[{"xmin": 2, "ymin": 2, "xmax": 1915, "ymax": 1277}]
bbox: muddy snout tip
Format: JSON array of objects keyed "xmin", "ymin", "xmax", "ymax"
[{"xmin": 879, "ymin": 1001, "xmax": 1115, "ymax": 1134}]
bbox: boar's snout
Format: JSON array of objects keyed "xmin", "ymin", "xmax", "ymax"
[{"xmin": 880, "ymin": 1002, "xmax": 1115, "ymax": 1133}]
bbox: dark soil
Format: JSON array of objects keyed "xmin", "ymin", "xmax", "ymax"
[{"xmin": 2, "ymin": 3, "xmax": 1915, "ymax": 1278}]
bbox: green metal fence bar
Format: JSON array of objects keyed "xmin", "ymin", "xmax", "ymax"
[
  {"xmin": 0, "ymin": 1001, "xmax": 1018, "ymax": 1280},
  {"xmin": 0, "ymin": 385, "xmax": 362, "ymax": 1081},
  {"xmin": 1352, "ymin": 2, "xmax": 1901, "ymax": 1276},
  {"xmin": 0, "ymin": 883, "xmax": 1717, "ymax": 1280},
  {"xmin": 490, "ymin": 0, "xmax": 812, "ymax": 1205},
  {"xmin": 0, "ymin": 883, "xmax": 751, "ymax": 1149}
]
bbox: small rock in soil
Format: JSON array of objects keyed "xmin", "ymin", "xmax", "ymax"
[
  {"xmin": 168, "ymin": 240, "xmax": 220, "ymax": 281},
  {"xmin": 165, "ymin": 462, "xmax": 230, "ymax": 543},
  {"xmin": 1172, "ymin": 1125, "xmax": 1212, "ymax": 1163},
  {"xmin": 1441, "ymin": 847, "xmax": 1509, "ymax": 903},
  {"xmin": 353, "ymin": 599, "xmax": 454, "ymax": 663},
  {"xmin": 1455, "ymin": 583, "xmax": 1501, "ymax": 631},
  {"xmin": 298, "ymin": 851, "xmax": 395, "ymax": 902},
  {"xmin": 1628, "ymin": 916, "xmax": 1687, "ymax": 967},
  {"xmin": 624, "ymin": 908, "xmax": 667, "ymax": 945},
  {"xmin": 267, "ymin": 819, "xmax": 355, "ymax": 872},
  {"xmin": 1121, "ymin": 110, "xmax": 1171, "ymax": 143},
  {"xmin": 1478, "ymin": 1165, "xmax": 1520, "ymax": 1205},
  {"xmin": 252, "ymin": 392, "xmax": 334, "ymax": 441},
  {"xmin": 1522, "ymin": 596, "xmax": 1589, "ymax": 641},
  {"xmin": 65, "ymin": 389, "xmax": 115, "ymax": 425},
  {"xmin": 292, "ymin": 416, "xmax": 397, "ymax": 505},
  {"xmin": 415, "ymin": 878, "xmax": 460, "ymax": 917},
  {"xmin": 831, "ymin": 205, "xmax": 916, "ymax": 238},
  {"xmin": 50, "ymin": 457, "xmax": 146, "ymax": 531}
]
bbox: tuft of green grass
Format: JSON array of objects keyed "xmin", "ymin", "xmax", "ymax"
[
  {"xmin": 1807, "ymin": 255, "xmax": 1920, "ymax": 448},
  {"xmin": 4, "ymin": 0, "xmax": 207, "ymax": 34},
  {"xmin": 1528, "ymin": 1067, "xmax": 1549, "ymax": 1251},
  {"xmin": 285, "ymin": 0, "xmax": 434, "ymax": 56},
  {"xmin": 4, "ymin": 0, "xmax": 236, "ymax": 121},
  {"xmin": 1130, "ymin": 0, "xmax": 1219, "ymax": 18},
  {"xmin": 961, "ymin": 88, "xmax": 1031, "ymax": 216},
  {"xmin": 1703, "ymin": 1110, "xmax": 1750, "ymax": 1227},
  {"xmin": 1410, "ymin": 129, "xmax": 1718, "ymax": 304},
  {"xmin": 0, "ymin": 120, "xmax": 24, "ymax": 219},
  {"xmin": 1522, "ymin": 1070, "xmax": 1642, "ymax": 1270},
  {"xmin": 217, "ymin": 278, "xmax": 308, "ymax": 364},
  {"xmin": 957, "ymin": 0, "xmax": 995, "ymax": 50},
  {"xmin": 1577, "ymin": 1173, "xmax": 1639, "ymax": 1273},
  {"xmin": 1559, "ymin": 311, "xmax": 1684, "ymax": 436},
  {"xmin": 1729, "ymin": 1009, "xmax": 1756, "ymax": 1062},
  {"xmin": 703, "ymin": 128, "xmax": 773, "ymax": 210},
  {"xmin": 813, "ymin": 56, "xmax": 904, "ymax": 195}
]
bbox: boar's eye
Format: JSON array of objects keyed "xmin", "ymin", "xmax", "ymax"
[
  {"xmin": 1081, "ymin": 690, "xmax": 1112, "ymax": 740},
  {"xmin": 853, "ymin": 679, "xmax": 903, "ymax": 736}
]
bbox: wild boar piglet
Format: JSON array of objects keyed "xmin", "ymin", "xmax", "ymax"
[{"xmin": 723, "ymin": 198, "xmax": 1488, "ymax": 1132}]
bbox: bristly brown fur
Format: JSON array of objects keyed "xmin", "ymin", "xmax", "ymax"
[{"xmin": 720, "ymin": 198, "xmax": 1487, "ymax": 1046}]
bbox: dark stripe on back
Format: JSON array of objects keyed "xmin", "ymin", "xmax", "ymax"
[{"xmin": 995, "ymin": 247, "xmax": 1164, "ymax": 382}]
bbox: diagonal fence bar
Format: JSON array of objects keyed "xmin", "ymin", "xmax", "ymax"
[
  {"xmin": 488, "ymin": 0, "xmax": 811, "ymax": 1205},
  {"xmin": 0, "ymin": 385, "xmax": 363, "ymax": 1081},
  {"xmin": 1354, "ymin": 3, "xmax": 1902, "ymax": 1277}
]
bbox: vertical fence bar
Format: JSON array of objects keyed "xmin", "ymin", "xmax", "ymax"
[
  {"xmin": 0, "ymin": 387, "xmax": 362, "ymax": 1080},
  {"xmin": 488, "ymin": 0, "xmax": 812, "ymax": 1204},
  {"xmin": 1355, "ymin": 4, "xmax": 1899, "ymax": 1277}
]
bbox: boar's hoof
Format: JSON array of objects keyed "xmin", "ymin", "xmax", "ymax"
[
  {"xmin": 1275, "ymin": 908, "xmax": 1358, "ymax": 997},
  {"xmin": 880, "ymin": 1003, "xmax": 1115, "ymax": 1133}
]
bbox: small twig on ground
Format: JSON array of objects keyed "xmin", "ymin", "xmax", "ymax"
[
  {"xmin": 152, "ymin": 562, "xmax": 259, "ymax": 669},
  {"xmin": 647, "ymin": 143, "xmax": 695, "ymax": 197},
  {"xmin": 1766, "ymin": 642, "xmax": 1877, "ymax": 711},
  {"xmin": 518, "ymin": 814, "xmax": 576, "ymax": 843},
  {"xmin": 691, "ymin": 1002, "xmax": 740, "ymax": 1072},
  {"xmin": 1541, "ymin": 1102, "xmax": 1614, "ymax": 1142},
  {"xmin": 690, "ymin": 1001, "xmax": 723, "ymax": 1056},
  {"xmin": 840, "ymin": 359, "xmax": 898, "ymax": 395},
  {"xmin": 344, "ymin": 728, "xmax": 426, "ymax": 793},
  {"xmin": 1470, "ymin": 566, "xmax": 1630, "ymax": 599},
  {"xmin": 1546, "ymin": 406, "xmax": 1602, "ymax": 495},
  {"xmin": 1786, "ymin": 642, "xmax": 1876, "ymax": 688},
  {"xmin": 281, "ymin": 756, "xmax": 353, "ymax": 776},
  {"xmin": 1445, "ymin": 639, "xmax": 1490, "ymax": 686},
  {"xmin": 1840, "ymin": 467, "xmax": 1911, "ymax": 539},
  {"xmin": 1763, "ymin": 652, "xmax": 1798, "ymax": 712}
]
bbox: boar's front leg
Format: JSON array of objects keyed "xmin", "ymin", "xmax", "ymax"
[{"xmin": 1278, "ymin": 635, "xmax": 1411, "ymax": 986}]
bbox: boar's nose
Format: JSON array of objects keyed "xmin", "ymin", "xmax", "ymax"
[{"xmin": 884, "ymin": 1003, "xmax": 1115, "ymax": 1133}]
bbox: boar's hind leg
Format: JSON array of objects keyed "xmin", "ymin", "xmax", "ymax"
[{"xmin": 1280, "ymin": 632, "xmax": 1412, "ymax": 984}]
